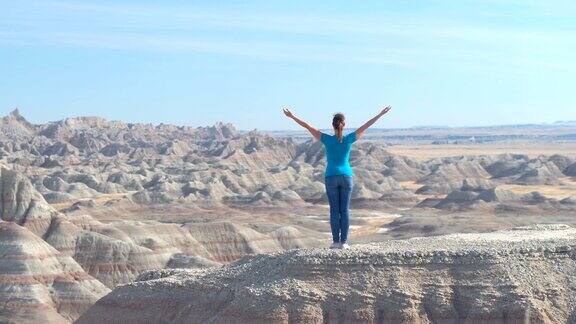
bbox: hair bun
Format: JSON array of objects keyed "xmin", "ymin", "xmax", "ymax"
[{"xmin": 332, "ymin": 113, "xmax": 345, "ymax": 130}]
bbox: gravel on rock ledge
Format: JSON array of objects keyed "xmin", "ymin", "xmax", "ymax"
[{"xmin": 78, "ymin": 224, "xmax": 576, "ymax": 324}]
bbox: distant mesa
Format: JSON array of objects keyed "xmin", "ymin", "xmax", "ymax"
[{"xmin": 430, "ymin": 184, "xmax": 566, "ymax": 211}]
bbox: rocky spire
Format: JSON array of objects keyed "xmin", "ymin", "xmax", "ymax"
[{"xmin": 0, "ymin": 108, "xmax": 36, "ymax": 140}]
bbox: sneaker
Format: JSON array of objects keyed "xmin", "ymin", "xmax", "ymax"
[
  {"xmin": 329, "ymin": 242, "xmax": 341, "ymax": 249},
  {"xmin": 340, "ymin": 243, "xmax": 350, "ymax": 249}
]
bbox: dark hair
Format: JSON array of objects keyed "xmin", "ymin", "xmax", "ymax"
[{"xmin": 332, "ymin": 113, "xmax": 345, "ymax": 143}]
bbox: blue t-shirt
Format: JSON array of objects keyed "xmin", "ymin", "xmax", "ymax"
[{"xmin": 320, "ymin": 132, "xmax": 357, "ymax": 177}]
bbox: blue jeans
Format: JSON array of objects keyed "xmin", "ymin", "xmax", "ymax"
[{"xmin": 325, "ymin": 175, "xmax": 353, "ymax": 243}]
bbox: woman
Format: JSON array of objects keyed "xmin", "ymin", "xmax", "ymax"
[{"xmin": 283, "ymin": 106, "xmax": 392, "ymax": 249}]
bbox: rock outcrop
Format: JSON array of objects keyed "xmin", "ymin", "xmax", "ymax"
[
  {"xmin": 0, "ymin": 167, "xmax": 58, "ymax": 236},
  {"xmin": 184, "ymin": 222, "xmax": 318, "ymax": 262},
  {"xmin": 78, "ymin": 224, "xmax": 576, "ymax": 323}
]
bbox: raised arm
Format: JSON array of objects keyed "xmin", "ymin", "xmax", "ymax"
[
  {"xmin": 355, "ymin": 106, "xmax": 392, "ymax": 139},
  {"xmin": 283, "ymin": 108, "xmax": 321, "ymax": 141}
]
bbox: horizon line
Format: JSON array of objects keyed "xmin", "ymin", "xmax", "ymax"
[{"xmin": 4, "ymin": 108, "xmax": 576, "ymax": 132}]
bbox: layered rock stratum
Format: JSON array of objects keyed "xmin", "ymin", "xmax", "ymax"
[
  {"xmin": 0, "ymin": 162, "xmax": 321, "ymax": 322},
  {"xmin": 79, "ymin": 224, "xmax": 576, "ymax": 324},
  {"xmin": 0, "ymin": 222, "xmax": 109, "ymax": 323}
]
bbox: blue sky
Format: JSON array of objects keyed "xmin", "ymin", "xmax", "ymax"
[{"xmin": 1, "ymin": 0, "xmax": 575, "ymax": 130}]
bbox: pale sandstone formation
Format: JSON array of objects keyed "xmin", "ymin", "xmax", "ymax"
[
  {"xmin": 419, "ymin": 160, "xmax": 490, "ymax": 184},
  {"xmin": 184, "ymin": 221, "xmax": 316, "ymax": 262},
  {"xmin": 78, "ymin": 224, "xmax": 576, "ymax": 324}
]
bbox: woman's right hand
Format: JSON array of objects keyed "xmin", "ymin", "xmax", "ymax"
[
  {"xmin": 283, "ymin": 108, "xmax": 294, "ymax": 118},
  {"xmin": 380, "ymin": 106, "xmax": 392, "ymax": 116}
]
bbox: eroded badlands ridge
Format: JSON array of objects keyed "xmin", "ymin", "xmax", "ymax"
[
  {"xmin": 1, "ymin": 109, "xmax": 575, "ymax": 210},
  {"xmin": 78, "ymin": 224, "xmax": 576, "ymax": 323}
]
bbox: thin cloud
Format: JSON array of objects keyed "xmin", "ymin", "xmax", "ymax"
[
  {"xmin": 2, "ymin": 30, "xmax": 413, "ymax": 66},
  {"xmin": 1, "ymin": 1, "xmax": 574, "ymax": 72}
]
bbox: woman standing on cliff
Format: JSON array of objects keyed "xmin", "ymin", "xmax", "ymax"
[{"xmin": 283, "ymin": 107, "xmax": 392, "ymax": 249}]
